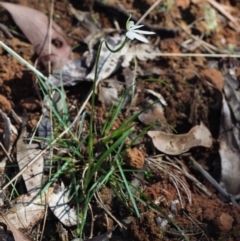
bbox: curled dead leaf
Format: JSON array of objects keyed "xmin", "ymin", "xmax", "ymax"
[
  {"xmin": 0, "ymin": 2, "xmax": 71, "ymax": 69},
  {"xmin": 148, "ymin": 122, "xmax": 212, "ymax": 155}
]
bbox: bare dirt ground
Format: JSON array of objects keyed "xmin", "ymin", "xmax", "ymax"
[{"xmin": 1, "ymin": 0, "xmax": 240, "ymax": 240}]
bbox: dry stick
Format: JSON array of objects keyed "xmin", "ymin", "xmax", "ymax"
[
  {"xmin": 165, "ymin": 156, "xmax": 212, "ymax": 197},
  {"xmin": 174, "ymin": 157, "xmax": 212, "ymax": 197},
  {"xmin": 0, "ymin": 142, "xmax": 12, "ymax": 163},
  {"xmin": 40, "ymin": 0, "xmax": 54, "ymax": 234},
  {"xmin": 39, "ymin": 203, "xmax": 48, "ymax": 241},
  {"xmin": 188, "ymin": 156, "xmax": 240, "ymax": 207},
  {"xmin": 126, "ymin": 52, "xmax": 240, "ymax": 58},
  {"xmin": 47, "ymin": 0, "xmax": 55, "ymax": 184},
  {"xmin": 170, "ymin": 176, "xmax": 184, "ymax": 208},
  {"xmin": 88, "ymin": 203, "xmax": 94, "ymax": 239},
  {"xmin": 136, "ymin": 0, "xmax": 162, "ymax": 25},
  {"xmin": 94, "ymin": 192, "xmax": 125, "ymax": 229}
]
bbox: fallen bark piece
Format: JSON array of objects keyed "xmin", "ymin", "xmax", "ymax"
[{"xmin": 148, "ymin": 122, "xmax": 212, "ymax": 155}]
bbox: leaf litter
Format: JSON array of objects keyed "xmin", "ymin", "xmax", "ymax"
[{"xmin": 0, "ymin": 0, "xmax": 240, "ymax": 240}]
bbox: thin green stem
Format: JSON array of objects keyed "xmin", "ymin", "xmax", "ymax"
[
  {"xmin": 87, "ymin": 36, "xmax": 128, "ymax": 178},
  {"xmin": 103, "ymin": 37, "xmax": 128, "ymax": 53}
]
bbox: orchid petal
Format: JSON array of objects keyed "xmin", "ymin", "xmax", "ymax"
[
  {"xmin": 127, "ymin": 31, "xmax": 149, "ymax": 43},
  {"xmin": 131, "ymin": 29, "xmax": 155, "ymax": 35},
  {"xmin": 129, "ymin": 24, "xmax": 144, "ymax": 30},
  {"xmin": 125, "ymin": 15, "xmax": 155, "ymax": 43},
  {"xmin": 133, "ymin": 33, "xmax": 149, "ymax": 43},
  {"xmin": 126, "ymin": 31, "xmax": 135, "ymax": 40}
]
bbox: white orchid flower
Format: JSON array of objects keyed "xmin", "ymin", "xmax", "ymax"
[{"xmin": 126, "ymin": 16, "xmax": 155, "ymax": 43}]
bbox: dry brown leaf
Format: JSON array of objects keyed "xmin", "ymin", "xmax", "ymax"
[
  {"xmin": 219, "ymin": 95, "xmax": 240, "ymax": 195},
  {"xmin": 48, "ymin": 183, "xmax": 77, "ymax": 226},
  {"xmin": 86, "ymin": 35, "xmax": 127, "ymax": 82},
  {"xmin": 148, "ymin": 122, "xmax": 212, "ymax": 155},
  {"xmin": 0, "ymin": 2, "xmax": 71, "ymax": 69},
  {"xmin": 0, "ymin": 188, "xmax": 53, "ymax": 229},
  {"xmin": 145, "ymin": 89, "xmax": 167, "ymax": 106},
  {"xmin": 218, "ymin": 74, "xmax": 240, "ymax": 195},
  {"xmin": 122, "ymin": 44, "xmax": 160, "ymax": 68},
  {"xmin": 139, "ymin": 102, "xmax": 166, "ymax": 126},
  {"xmin": 17, "ymin": 143, "xmax": 44, "ymax": 192},
  {"xmin": 17, "ymin": 116, "xmax": 43, "ymax": 192},
  {"xmin": 48, "ymin": 59, "xmax": 87, "ymax": 87},
  {"xmin": 0, "ymin": 211, "xmax": 32, "ymax": 241},
  {"xmin": 98, "ymin": 84, "xmax": 119, "ymax": 106}
]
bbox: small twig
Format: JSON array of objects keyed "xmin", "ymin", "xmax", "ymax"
[
  {"xmin": 0, "ymin": 142, "xmax": 12, "ymax": 163},
  {"xmin": 174, "ymin": 157, "xmax": 212, "ymax": 197},
  {"xmin": 88, "ymin": 203, "xmax": 94, "ymax": 239},
  {"xmin": 136, "ymin": 0, "xmax": 162, "ymax": 25},
  {"xmin": 125, "ymin": 52, "xmax": 240, "ymax": 58},
  {"xmin": 94, "ymin": 0, "xmax": 176, "ymax": 33},
  {"xmin": 94, "ymin": 191, "xmax": 125, "ymax": 229},
  {"xmin": 188, "ymin": 156, "xmax": 240, "ymax": 207},
  {"xmin": 39, "ymin": 203, "xmax": 48, "ymax": 241}
]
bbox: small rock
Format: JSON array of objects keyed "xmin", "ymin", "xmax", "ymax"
[{"xmin": 219, "ymin": 212, "xmax": 234, "ymax": 232}]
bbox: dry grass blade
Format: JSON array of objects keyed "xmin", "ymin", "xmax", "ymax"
[
  {"xmin": 147, "ymin": 157, "xmax": 192, "ymax": 205},
  {"xmin": 168, "ymin": 156, "xmax": 212, "ymax": 197},
  {"xmin": 94, "ymin": 191, "xmax": 125, "ymax": 229},
  {"xmin": 136, "ymin": 0, "xmax": 162, "ymax": 25}
]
